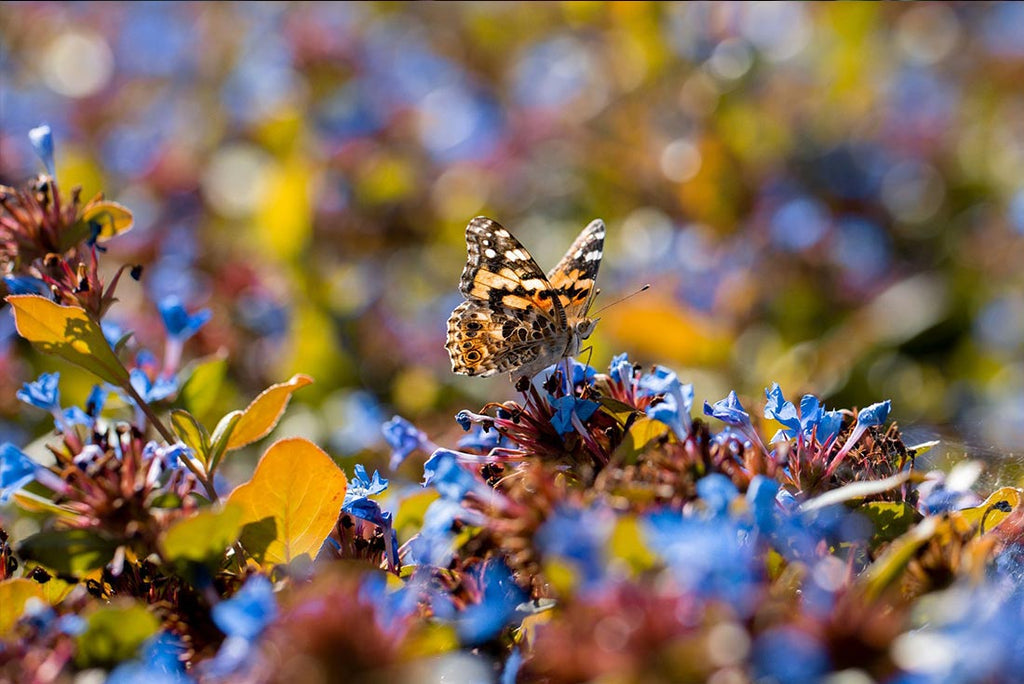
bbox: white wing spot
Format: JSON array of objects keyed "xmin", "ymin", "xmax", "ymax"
[
  {"xmin": 484, "ymin": 248, "xmax": 497, "ymax": 259},
  {"xmin": 574, "ymin": 249, "xmax": 583, "ymax": 259},
  {"xmin": 584, "ymin": 250, "xmax": 602, "ymax": 262},
  {"xmin": 495, "ymin": 229, "xmax": 510, "ymax": 238}
]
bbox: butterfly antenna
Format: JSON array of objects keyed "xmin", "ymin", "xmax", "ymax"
[{"xmin": 591, "ymin": 284, "xmax": 651, "ymax": 316}]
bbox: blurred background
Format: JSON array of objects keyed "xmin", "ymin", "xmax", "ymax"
[{"xmin": 1, "ymin": 2, "xmax": 1023, "ymax": 468}]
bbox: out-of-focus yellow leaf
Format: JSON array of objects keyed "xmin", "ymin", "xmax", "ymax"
[
  {"xmin": 228, "ymin": 438, "xmax": 347, "ymax": 567},
  {"xmin": 82, "ymin": 201, "xmax": 134, "ymax": 241},
  {"xmin": 225, "ymin": 373, "xmax": 314, "ymax": 452},
  {"xmin": 255, "ymin": 155, "xmax": 313, "ymax": 261},
  {"xmin": 602, "ymin": 293, "xmax": 731, "ymax": 366},
  {"xmin": 956, "ymin": 487, "xmax": 1022, "ymax": 533},
  {"xmin": 0, "ymin": 579, "xmax": 46, "ymax": 634},
  {"xmin": 6, "ymin": 295, "xmax": 130, "ymax": 385}
]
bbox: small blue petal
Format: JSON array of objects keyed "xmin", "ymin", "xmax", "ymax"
[
  {"xmin": 158, "ymin": 296, "xmax": 212, "ymax": 342},
  {"xmin": 609, "ymin": 352, "xmax": 634, "ymax": 384},
  {"xmin": 0, "ymin": 443, "xmax": 39, "ymax": 503},
  {"xmin": 3, "ymin": 275, "xmax": 50, "ymax": 296},
  {"xmin": 29, "ymin": 124, "xmax": 56, "ymax": 177},
  {"xmin": 704, "ymin": 391, "xmax": 752, "ymax": 428},
  {"xmin": 382, "ymin": 415, "xmax": 428, "ymax": 470},
  {"xmin": 422, "ymin": 450, "xmax": 485, "ymax": 501},
  {"xmin": 16, "ymin": 372, "xmax": 61, "ymax": 413},
  {"xmin": 455, "ymin": 410, "xmax": 473, "ymax": 431}
]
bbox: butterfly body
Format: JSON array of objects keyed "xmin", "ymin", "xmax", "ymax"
[{"xmin": 446, "ymin": 216, "xmax": 604, "ymax": 379}]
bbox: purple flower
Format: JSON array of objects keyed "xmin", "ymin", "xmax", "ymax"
[
  {"xmin": 383, "ymin": 415, "xmax": 432, "ymax": 470},
  {"xmin": 549, "ymin": 396, "xmax": 599, "ymax": 435},
  {"xmin": 29, "ymin": 124, "xmax": 56, "ymax": 177},
  {"xmin": 158, "ymin": 296, "xmax": 212, "ymax": 343}
]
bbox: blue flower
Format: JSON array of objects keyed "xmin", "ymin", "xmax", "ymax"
[
  {"xmin": 817, "ymin": 409, "xmax": 843, "ymax": 445},
  {"xmin": 609, "ymin": 352, "xmax": 635, "ymax": 385},
  {"xmin": 696, "ymin": 473, "xmax": 738, "ymax": 517},
  {"xmin": 457, "ymin": 424, "xmax": 509, "ymax": 452},
  {"xmin": 212, "ymin": 575, "xmax": 277, "ymax": 641},
  {"xmin": 107, "ymin": 632, "xmax": 191, "ymax": 684},
  {"xmin": 3, "ymin": 275, "xmax": 50, "ymax": 296},
  {"xmin": 16, "ymin": 372, "xmax": 61, "ymax": 413},
  {"xmin": 638, "ymin": 366, "xmax": 694, "ymax": 439},
  {"xmin": 751, "ymin": 628, "xmax": 830, "ymax": 684},
  {"xmin": 422, "ymin": 450, "xmax": 491, "ymax": 502},
  {"xmin": 535, "ymin": 505, "xmax": 612, "ymax": 590},
  {"xmin": 0, "ymin": 443, "xmax": 39, "ymax": 503},
  {"xmin": 382, "ymin": 415, "xmax": 431, "ymax": 470},
  {"xmin": 502, "ymin": 648, "xmax": 524, "ymax": 684},
  {"xmin": 457, "ymin": 560, "xmax": 527, "ymax": 645},
  {"xmin": 455, "ymin": 410, "xmax": 473, "ymax": 431},
  {"xmin": 763, "ymin": 383, "xmax": 801, "ymax": 434},
  {"xmin": 549, "ymin": 396, "xmax": 599, "ymax": 435},
  {"xmin": 857, "ymin": 400, "xmax": 891, "ymax": 427},
  {"xmin": 130, "ymin": 369, "xmax": 178, "ymax": 404},
  {"xmin": 704, "ymin": 391, "xmax": 751, "ymax": 428},
  {"xmin": 764, "ymin": 384, "xmax": 842, "ymax": 445},
  {"xmin": 158, "ymin": 296, "xmax": 212, "ymax": 343},
  {"xmin": 29, "ymin": 124, "xmax": 56, "ymax": 177},
  {"xmin": 746, "ymin": 475, "xmax": 780, "ymax": 532},
  {"xmin": 344, "ymin": 464, "xmax": 389, "ymax": 508}
]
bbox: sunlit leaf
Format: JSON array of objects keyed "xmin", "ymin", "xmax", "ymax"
[
  {"xmin": 225, "ymin": 374, "xmax": 314, "ymax": 452},
  {"xmin": 75, "ymin": 602, "xmax": 159, "ymax": 668},
  {"xmin": 6, "ymin": 295, "xmax": 130, "ymax": 385},
  {"xmin": 180, "ymin": 352, "xmax": 229, "ymax": 426},
  {"xmin": 0, "ymin": 579, "xmax": 45, "ymax": 634},
  {"xmin": 800, "ymin": 472, "xmax": 911, "ymax": 512},
  {"xmin": 171, "ymin": 409, "xmax": 210, "ymax": 466},
  {"xmin": 18, "ymin": 529, "xmax": 119, "ymax": 577},
  {"xmin": 857, "ymin": 501, "xmax": 920, "ymax": 549},
  {"xmin": 611, "ymin": 416, "xmax": 669, "ymax": 465},
  {"xmin": 228, "ymin": 437, "xmax": 347, "ymax": 567},
  {"xmin": 956, "ymin": 486, "xmax": 1022, "ymax": 534},
  {"xmin": 82, "ymin": 201, "xmax": 135, "ymax": 242},
  {"xmin": 860, "ymin": 517, "xmax": 938, "ymax": 600},
  {"xmin": 162, "ymin": 503, "xmax": 243, "ymax": 565}
]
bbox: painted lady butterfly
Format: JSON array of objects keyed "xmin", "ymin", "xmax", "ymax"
[{"xmin": 446, "ymin": 216, "xmax": 605, "ymax": 379}]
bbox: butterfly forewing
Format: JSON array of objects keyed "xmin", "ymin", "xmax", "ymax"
[{"xmin": 546, "ymin": 218, "xmax": 604, "ymax": 323}]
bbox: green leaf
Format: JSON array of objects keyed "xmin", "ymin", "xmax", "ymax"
[
  {"xmin": 207, "ymin": 410, "xmax": 243, "ymax": 473},
  {"xmin": 225, "ymin": 374, "xmax": 314, "ymax": 452},
  {"xmin": 6, "ymin": 295, "xmax": 130, "ymax": 385},
  {"xmin": 171, "ymin": 409, "xmax": 210, "ymax": 466},
  {"xmin": 228, "ymin": 437, "xmax": 347, "ymax": 568},
  {"xmin": 860, "ymin": 517, "xmax": 938, "ymax": 600},
  {"xmin": 0, "ymin": 579, "xmax": 46, "ymax": 635},
  {"xmin": 180, "ymin": 352, "xmax": 229, "ymax": 425},
  {"xmin": 393, "ymin": 490, "xmax": 439, "ymax": 542},
  {"xmin": 75, "ymin": 602, "xmax": 159, "ymax": 669},
  {"xmin": 857, "ymin": 501, "xmax": 920, "ymax": 549},
  {"xmin": 799, "ymin": 472, "xmax": 911, "ymax": 512},
  {"xmin": 18, "ymin": 529, "xmax": 118, "ymax": 576},
  {"xmin": 162, "ymin": 504, "xmax": 243, "ymax": 565}
]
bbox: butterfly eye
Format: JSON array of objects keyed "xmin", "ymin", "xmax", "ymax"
[{"xmin": 576, "ymin": 319, "xmax": 596, "ymax": 339}]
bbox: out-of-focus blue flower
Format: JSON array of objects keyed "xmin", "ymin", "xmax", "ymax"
[
  {"xmin": 16, "ymin": 372, "xmax": 61, "ymax": 413},
  {"xmin": 1, "ymin": 443, "xmax": 40, "ymax": 503},
  {"xmin": 535, "ymin": 505, "xmax": 613, "ymax": 591},
  {"xmin": 330, "ymin": 390, "xmax": 385, "ymax": 455},
  {"xmin": 382, "ymin": 415, "xmax": 432, "ymax": 470},
  {"xmin": 752, "ymin": 627, "xmax": 830, "ymax": 684},
  {"xmin": 29, "ymin": 124, "xmax": 56, "ymax": 176},
  {"xmin": 458, "ymin": 424, "xmax": 509, "ymax": 452},
  {"xmin": 107, "ymin": 632, "xmax": 191, "ymax": 684},
  {"xmin": 3, "ymin": 275, "xmax": 50, "ymax": 296},
  {"xmin": 457, "ymin": 560, "xmax": 527, "ymax": 645},
  {"xmin": 130, "ymin": 369, "xmax": 178, "ymax": 404},
  {"xmin": 212, "ymin": 575, "xmax": 277, "ymax": 642},
  {"xmin": 609, "ymin": 352, "xmax": 635, "ymax": 385},
  {"xmin": 696, "ymin": 473, "xmax": 738, "ymax": 517},
  {"xmin": 422, "ymin": 450, "xmax": 493, "ymax": 502},
  {"xmin": 502, "ymin": 648, "xmax": 524, "ymax": 684},
  {"xmin": 158, "ymin": 296, "xmax": 211, "ymax": 343},
  {"xmin": 746, "ymin": 475, "xmax": 780, "ymax": 532},
  {"xmin": 638, "ymin": 366, "xmax": 694, "ymax": 439},
  {"xmin": 549, "ymin": 396, "xmax": 599, "ymax": 435},
  {"xmin": 644, "ymin": 510, "xmax": 759, "ymax": 614}
]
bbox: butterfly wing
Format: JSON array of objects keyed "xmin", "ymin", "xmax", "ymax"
[
  {"xmin": 458, "ymin": 216, "xmax": 567, "ymax": 329},
  {"xmin": 446, "ymin": 299, "xmax": 564, "ymax": 377},
  {"xmin": 545, "ymin": 219, "xmax": 605, "ymax": 323}
]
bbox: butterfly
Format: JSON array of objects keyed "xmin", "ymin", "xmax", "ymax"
[{"xmin": 446, "ymin": 216, "xmax": 605, "ymax": 379}]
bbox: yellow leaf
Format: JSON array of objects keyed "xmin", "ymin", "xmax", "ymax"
[
  {"xmin": 82, "ymin": 201, "xmax": 134, "ymax": 241},
  {"xmin": 6, "ymin": 295, "xmax": 130, "ymax": 385},
  {"xmin": 225, "ymin": 374, "xmax": 314, "ymax": 451},
  {"xmin": 228, "ymin": 438, "xmax": 347, "ymax": 567},
  {"xmin": 0, "ymin": 578, "xmax": 45, "ymax": 634}
]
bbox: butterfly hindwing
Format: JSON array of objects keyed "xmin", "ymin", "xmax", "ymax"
[
  {"xmin": 460, "ymin": 217, "xmax": 566, "ymax": 327},
  {"xmin": 546, "ymin": 219, "xmax": 605, "ymax": 323},
  {"xmin": 446, "ymin": 300, "xmax": 561, "ymax": 377}
]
